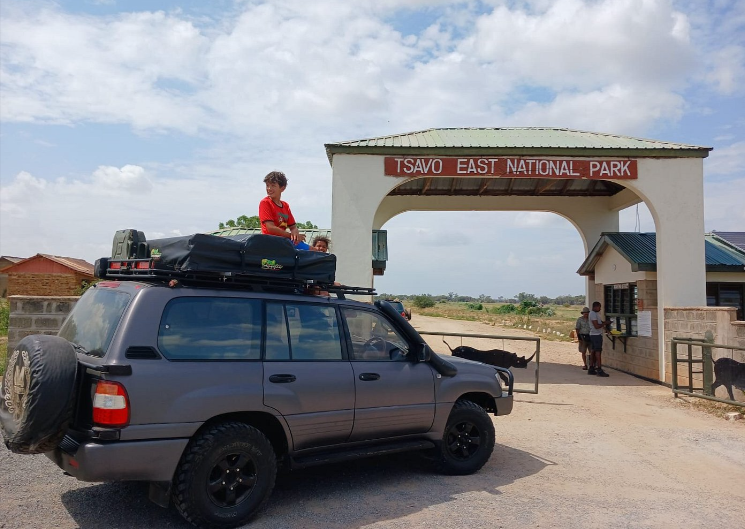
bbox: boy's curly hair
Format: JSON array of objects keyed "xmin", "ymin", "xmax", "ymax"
[
  {"xmin": 263, "ymin": 171, "xmax": 288, "ymax": 188},
  {"xmin": 312, "ymin": 236, "xmax": 331, "ymax": 248}
]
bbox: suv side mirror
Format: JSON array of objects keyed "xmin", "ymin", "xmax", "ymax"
[{"xmin": 416, "ymin": 343, "xmax": 431, "ymax": 362}]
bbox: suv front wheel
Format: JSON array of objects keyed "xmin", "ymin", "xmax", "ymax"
[
  {"xmin": 172, "ymin": 421, "xmax": 277, "ymax": 529},
  {"xmin": 436, "ymin": 400, "xmax": 495, "ymax": 475}
]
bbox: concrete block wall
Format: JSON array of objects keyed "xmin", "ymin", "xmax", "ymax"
[
  {"xmin": 7, "ymin": 295, "xmax": 79, "ymax": 351},
  {"xmin": 663, "ymin": 307, "xmax": 741, "ymax": 397}
]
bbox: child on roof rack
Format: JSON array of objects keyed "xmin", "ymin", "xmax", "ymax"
[{"xmin": 259, "ymin": 171, "xmax": 309, "ymax": 250}]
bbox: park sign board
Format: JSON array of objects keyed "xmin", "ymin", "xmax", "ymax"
[{"xmin": 384, "ymin": 157, "xmax": 637, "ymax": 179}]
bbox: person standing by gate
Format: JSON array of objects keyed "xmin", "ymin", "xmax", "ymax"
[
  {"xmin": 575, "ymin": 307, "xmax": 592, "ymax": 370},
  {"xmin": 588, "ymin": 301, "xmax": 610, "ymax": 377}
]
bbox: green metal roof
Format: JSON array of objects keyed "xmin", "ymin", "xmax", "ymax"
[
  {"xmin": 325, "ymin": 127, "xmax": 711, "ymax": 164},
  {"xmin": 578, "ymin": 233, "xmax": 745, "ymax": 275}
]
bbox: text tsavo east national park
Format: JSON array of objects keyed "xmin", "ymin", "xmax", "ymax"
[{"xmin": 384, "ymin": 157, "xmax": 638, "ymax": 179}]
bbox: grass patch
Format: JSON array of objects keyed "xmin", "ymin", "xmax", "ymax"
[
  {"xmin": 671, "ymin": 393, "xmax": 745, "ymax": 419},
  {"xmin": 0, "ymin": 298, "xmax": 8, "ymax": 336},
  {"xmin": 416, "ymin": 302, "xmax": 583, "ymax": 341},
  {"xmin": 0, "ymin": 339, "xmax": 6, "ymax": 377}
]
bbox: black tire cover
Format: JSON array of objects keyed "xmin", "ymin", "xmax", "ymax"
[{"xmin": 1, "ymin": 335, "xmax": 78, "ymax": 454}]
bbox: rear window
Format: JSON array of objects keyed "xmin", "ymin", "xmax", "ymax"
[
  {"xmin": 388, "ymin": 301, "xmax": 404, "ymax": 312},
  {"xmin": 59, "ymin": 287, "xmax": 132, "ymax": 357},
  {"xmin": 158, "ymin": 297, "xmax": 262, "ymax": 360}
]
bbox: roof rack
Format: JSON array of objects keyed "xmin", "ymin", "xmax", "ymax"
[{"xmin": 96, "ymin": 257, "xmax": 375, "ymax": 299}]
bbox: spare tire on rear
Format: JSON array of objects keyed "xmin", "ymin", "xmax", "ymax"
[{"xmin": 1, "ymin": 335, "xmax": 78, "ymax": 454}]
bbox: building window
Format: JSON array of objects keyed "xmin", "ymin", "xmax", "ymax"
[
  {"xmin": 706, "ymin": 283, "xmax": 744, "ymax": 321},
  {"xmin": 604, "ymin": 283, "xmax": 638, "ymax": 336}
]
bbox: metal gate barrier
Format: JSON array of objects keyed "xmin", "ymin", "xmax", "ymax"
[
  {"xmin": 671, "ymin": 337, "xmax": 745, "ymax": 407},
  {"xmin": 418, "ymin": 331, "xmax": 541, "ymax": 394}
]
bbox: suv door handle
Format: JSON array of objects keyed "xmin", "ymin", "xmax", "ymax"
[
  {"xmin": 269, "ymin": 374, "xmax": 297, "ymax": 383},
  {"xmin": 359, "ymin": 373, "xmax": 380, "ymax": 381}
]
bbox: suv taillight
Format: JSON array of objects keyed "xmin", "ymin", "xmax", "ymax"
[{"xmin": 93, "ymin": 381, "xmax": 130, "ymax": 427}]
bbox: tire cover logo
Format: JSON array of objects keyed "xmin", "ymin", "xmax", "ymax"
[{"xmin": 2, "ymin": 349, "xmax": 30, "ymax": 422}]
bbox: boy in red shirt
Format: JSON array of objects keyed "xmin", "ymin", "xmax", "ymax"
[{"xmin": 259, "ymin": 171, "xmax": 308, "ymax": 248}]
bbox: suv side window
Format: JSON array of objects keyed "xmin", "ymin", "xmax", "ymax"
[
  {"xmin": 265, "ymin": 302, "xmax": 343, "ymax": 361},
  {"xmin": 158, "ymin": 297, "xmax": 262, "ymax": 360},
  {"xmin": 342, "ymin": 308, "xmax": 409, "ymax": 361}
]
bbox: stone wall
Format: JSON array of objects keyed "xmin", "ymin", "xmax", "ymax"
[
  {"xmin": 8, "ymin": 273, "xmax": 92, "ymax": 297},
  {"xmin": 7, "ymin": 295, "xmax": 79, "ymax": 351}
]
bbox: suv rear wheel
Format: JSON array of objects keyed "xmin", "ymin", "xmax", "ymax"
[
  {"xmin": 172, "ymin": 422, "xmax": 277, "ymax": 529},
  {"xmin": 436, "ymin": 400, "xmax": 495, "ymax": 475}
]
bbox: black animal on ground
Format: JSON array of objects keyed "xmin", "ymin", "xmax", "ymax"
[
  {"xmin": 443, "ymin": 339, "xmax": 536, "ymax": 369},
  {"xmin": 710, "ymin": 357, "xmax": 745, "ymax": 401}
]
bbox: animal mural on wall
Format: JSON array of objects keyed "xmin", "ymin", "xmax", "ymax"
[
  {"xmin": 710, "ymin": 356, "xmax": 745, "ymax": 401},
  {"xmin": 442, "ymin": 339, "xmax": 537, "ymax": 385}
]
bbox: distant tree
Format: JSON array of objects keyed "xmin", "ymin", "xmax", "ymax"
[
  {"xmin": 517, "ymin": 292, "xmax": 537, "ymax": 302},
  {"xmin": 219, "ymin": 215, "xmax": 261, "ymax": 229},
  {"xmin": 219, "ymin": 215, "xmax": 318, "ymax": 230}
]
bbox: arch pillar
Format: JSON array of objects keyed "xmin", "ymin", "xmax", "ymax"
[
  {"xmin": 622, "ymin": 158, "xmax": 706, "ymax": 380},
  {"xmin": 331, "ymin": 155, "xmax": 392, "ymax": 288}
]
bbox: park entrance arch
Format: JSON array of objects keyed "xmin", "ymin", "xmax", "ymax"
[{"xmin": 326, "ymin": 127, "xmax": 712, "ymax": 382}]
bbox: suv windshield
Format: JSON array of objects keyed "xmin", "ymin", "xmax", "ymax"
[{"xmin": 59, "ymin": 287, "xmax": 131, "ymax": 357}]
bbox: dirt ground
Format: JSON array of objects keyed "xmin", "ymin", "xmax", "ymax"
[
  {"xmin": 1, "ymin": 315, "xmax": 744, "ymax": 529},
  {"xmin": 413, "ymin": 314, "xmax": 745, "ymax": 528}
]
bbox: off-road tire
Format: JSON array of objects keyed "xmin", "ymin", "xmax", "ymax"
[
  {"xmin": 0, "ymin": 335, "xmax": 77, "ymax": 454},
  {"xmin": 172, "ymin": 422, "xmax": 277, "ymax": 529},
  {"xmin": 436, "ymin": 400, "xmax": 495, "ymax": 475}
]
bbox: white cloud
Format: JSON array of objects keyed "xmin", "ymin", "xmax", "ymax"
[
  {"xmin": 704, "ymin": 177, "xmax": 745, "ymax": 231},
  {"xmin": 512, "ymin": 211, "xmax": 562, "ymax": 228},
  {"xmin": 0, "ymin": 0, "xmax": 709, "ymax": 139},
  {"xmin": 91, "ymin": 165, "xmax": 153, "ymax": 194},
  {"xmin": 706, "ymin": 45, "xmax": 745, "ymax": 95},
  {"xmin": 706, "ymin": 141, "xmax": 745, "ymax": 176},
  {"xmin": 0, "ymin": 171, "xmax": 47, "ymax": 218}
]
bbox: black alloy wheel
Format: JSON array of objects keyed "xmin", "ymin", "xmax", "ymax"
[
  {"xmin": 436, "ymin": 400, "xmax": 495, "ymax": 475},
  {"xmin": 207, "ymin": 451, "xmax": 259, "ymax": 508},
  {"xmin": 445, "ymin": 418, "xmax": 482, "ymax": 461}
]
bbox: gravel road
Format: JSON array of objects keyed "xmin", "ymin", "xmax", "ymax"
[{"xmin": 2, "ymin": 314, "xmax": 744, "ymax": 529}]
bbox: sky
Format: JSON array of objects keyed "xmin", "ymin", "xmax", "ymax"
[{"xmin": 1, "ymin": 0, "xmax": 743, "ymax": 298}]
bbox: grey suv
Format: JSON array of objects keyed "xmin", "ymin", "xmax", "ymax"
[{"xmin": 2, "ymin": 278, "xmax": 513, "ymax": 528}]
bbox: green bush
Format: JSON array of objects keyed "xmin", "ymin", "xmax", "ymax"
[
  {"xmin": 525, "ymin": 305, "xmax": 556, "ymax": 317},
  {"xmin": 491, "ymin": 304, "xmax": 516, "ymax": 314},
  {"xmin": 0, "ymin": 299, "xmax": 8, "ymax": 336},
  {"xmin": 465, "ymin": 303, "xmax": 483, "ymax": 311},
  {"xmin": 412, "ymin": 295, "xmax": 436, "ymax": 309}
]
